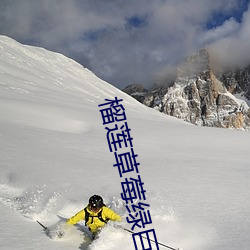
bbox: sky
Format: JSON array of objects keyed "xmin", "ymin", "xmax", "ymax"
[{"xmin": 0, "ymin": 0, "xmax": 249, "ymax": 89}]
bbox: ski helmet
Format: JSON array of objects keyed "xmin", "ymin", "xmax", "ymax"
[{"xmin": 89, "ymin": 195, "xmax": 104, "ymax": 210}]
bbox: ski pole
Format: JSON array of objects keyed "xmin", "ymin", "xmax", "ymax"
[
  {"xmin": 37, "ymin": 220, "xmax": 48, "ymax": 231},
  {"xmin": 123, "ymin": 227, "xmax": 181, "ymax": 250}
]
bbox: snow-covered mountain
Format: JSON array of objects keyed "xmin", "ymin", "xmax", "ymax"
[
  {"xmin": 1, "ymin": 36, "xmax": 250, "ymax": 250},
  {"xmin": 124, "ymin": 49, "xmax": 250, "ymax": 130}
]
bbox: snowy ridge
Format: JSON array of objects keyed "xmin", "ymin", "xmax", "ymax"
[{"xmin": 1, "ymin": 36, "xmax": 250, "ymax": 250}]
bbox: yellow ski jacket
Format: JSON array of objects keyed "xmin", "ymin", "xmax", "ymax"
[{"xmin": 67, "ymin": 206, "xmax": 121, "ymax": 233}]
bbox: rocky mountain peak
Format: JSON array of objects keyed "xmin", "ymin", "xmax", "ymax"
[
  {"xmin": 177, "ymin": 49, "xmax": 210, "ymax": 78},
  {"xmin": 123, "ymin": 49, "xmax": 250, "ymax": 130}
]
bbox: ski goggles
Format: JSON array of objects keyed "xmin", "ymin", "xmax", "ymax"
[{"xmin": 89, "ymin": 205, "xmax": 101, "ymax": 212}]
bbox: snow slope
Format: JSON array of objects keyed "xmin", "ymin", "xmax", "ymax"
[{"xmin": 0, "ymin": 35, "xmax": 250, "ymax": 250}]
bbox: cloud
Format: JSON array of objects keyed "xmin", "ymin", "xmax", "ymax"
[
  {"xmin": 208, "ymin": 4, "xmax": 250, "ymax": 69},
  {"xmin": 0, "ymin": 0, "xmax": 249, "ymax": 89},
  {"xmin": 200, "ymin": 18, "xmax": 240, "ymax": 45}
]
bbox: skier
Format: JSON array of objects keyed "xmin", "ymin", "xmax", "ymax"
[{"xmin": 66, "ymin": 194, "xmax": 122, "ymax": 239}]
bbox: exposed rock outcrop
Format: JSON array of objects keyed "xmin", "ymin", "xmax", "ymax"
[{"xmin": 123, "ymin": 49, "xmax": 250, "ymax": 130}]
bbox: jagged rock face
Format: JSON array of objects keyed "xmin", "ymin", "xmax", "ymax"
[
  {"xmin": 123, "ymin": 49, "xmax": 250, "ymax": 130},
  {"xmin": 218, "ymin": 66, "xmax": 250, "ymax": 99},
  {"xmin": 161, "ymin": 74, "xmax": 249, "ymax": 128},
  {"xmin": 123, "ymin": 83, "xmax": 146, "ymax": 95},
  {"xmin": 123, "ymin": 84, "xmax": 147, "ymax": 103}
]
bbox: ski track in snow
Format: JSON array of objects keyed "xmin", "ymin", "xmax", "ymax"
[
  {"xmin": 0, "ymin": 182, "xmax": 132, "ymax": 249},
  {"xmin": 0, "ymin": 181, "xmax": 107, "ymax": 249},
  {"xmin": 0, "ymin": 179, "xmax": 211, "ymax": 250},
  {"xmin": 0, "ymin": 181, "xmax": 62, "ymax": 221},
  {"xmin": 0, "ymin": 175, "xmax": 136, "ymax": 249}
]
